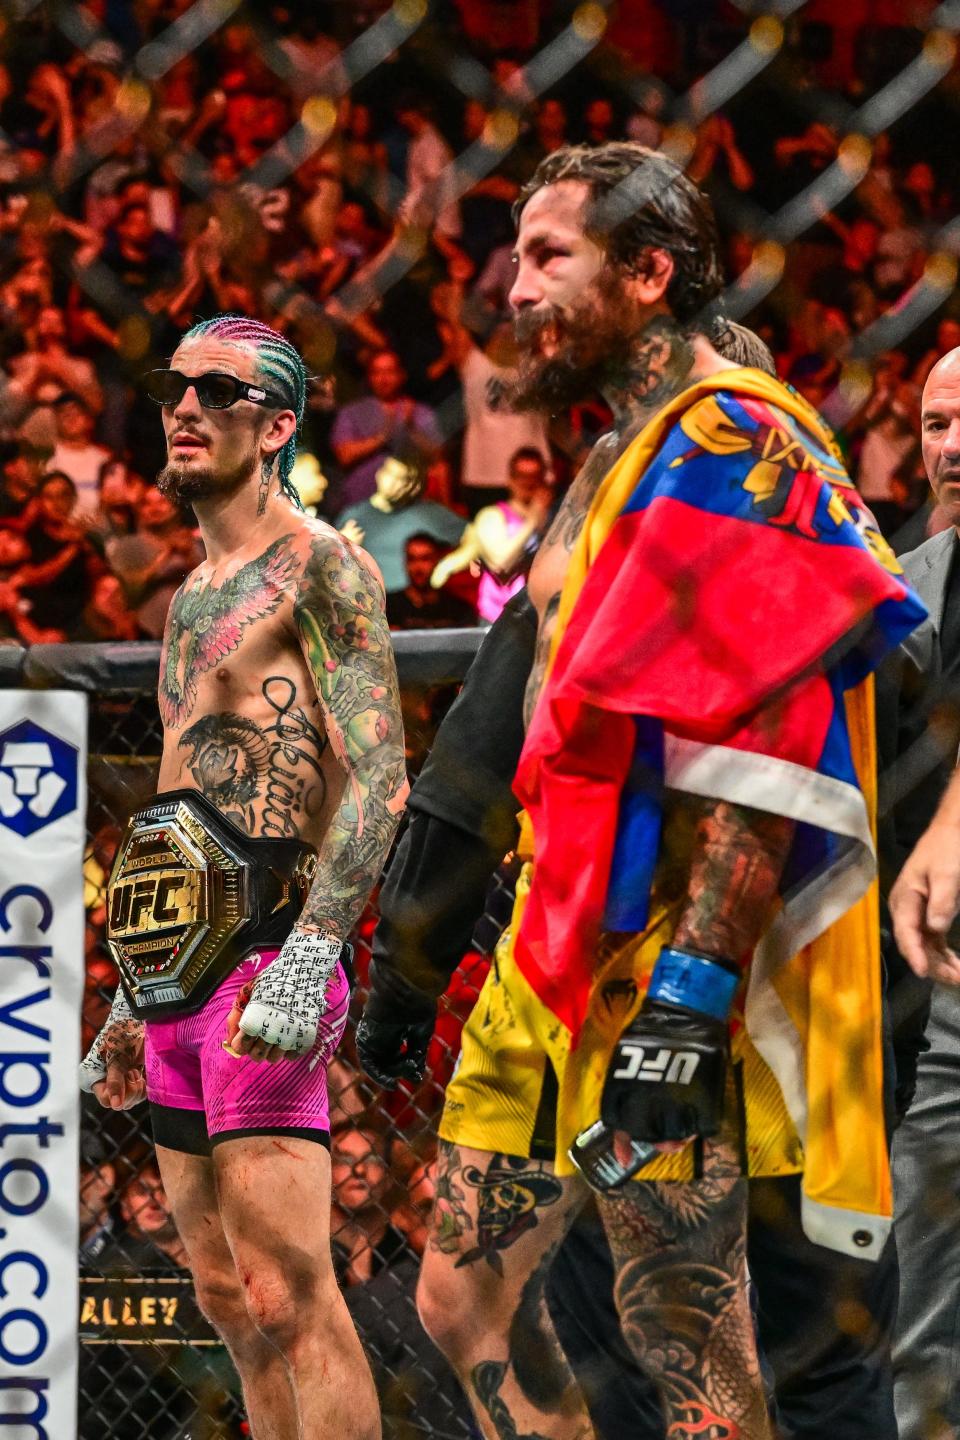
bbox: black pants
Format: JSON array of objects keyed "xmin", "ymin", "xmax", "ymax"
[{"xmin": 547, "ymin": 1175, "xmax": 898, "ymax": 1440}]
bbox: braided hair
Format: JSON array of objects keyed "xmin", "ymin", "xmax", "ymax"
[{"xmin": 181, "ymin": 314, "xmax": 307, "ymax": 505}]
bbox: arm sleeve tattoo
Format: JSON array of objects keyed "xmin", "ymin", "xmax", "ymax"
[
  {"xmin": 672, "ymin": 800, "xmax": 795, "ymax": 969},
  {"xmin": 293, "ymin": 533, "xmax": 408, "ymax": 940}
]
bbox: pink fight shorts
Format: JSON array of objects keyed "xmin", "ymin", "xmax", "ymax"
[{"xmin": 144, "ymin": 948, "xmax": 351, "ymax": 1155}]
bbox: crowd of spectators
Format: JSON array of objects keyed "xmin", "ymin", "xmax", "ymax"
[
  {"xmin": 11, "ymin": 1, "xmax": 952, "ymax": 1433},
  {"xmin": 2, "ymin": 3, "xmax": 958, "ymax": 652}
]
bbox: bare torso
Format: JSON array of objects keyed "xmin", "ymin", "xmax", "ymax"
[
  {"xmin": 524, "ymin": 431, "xmax": 634, "ymax": 724},
  {"xmin": 156, "ymin": 516, "xmax": 351, "ymax": 847}
]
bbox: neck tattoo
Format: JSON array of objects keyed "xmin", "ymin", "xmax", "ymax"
[
  {"xmin": 604, "ymin": 316, "xmax": 695, "ymax": 430},
  {"xmin": 258, "ymin": 455, "xmax": 274, "ymax": 516}
]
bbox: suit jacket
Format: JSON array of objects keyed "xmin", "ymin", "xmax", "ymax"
[
  {"xmin": 878, "ymin": 530, "xmax": 952, "ymax": 867},
  {"xmin": 878, "ymin": 527, "xmax": 956, "ymax": 1105},
  {"xmin": 901, "ymin": 526, "xmax": 953, "ymax": 663}
]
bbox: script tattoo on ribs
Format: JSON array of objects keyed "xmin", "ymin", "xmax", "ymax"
[
  {"xmin": 178, "ymin": 676, "xmax": 329, "ymax": 839},
  {"xmin": 159, "ymin": 534, "xmax": 298, "ymax": 729},
  {"xmin": 292, "ymin": 533, "xmax": 406, "ymax": 938}
]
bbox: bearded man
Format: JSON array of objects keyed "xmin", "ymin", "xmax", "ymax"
[
  {"xmin": 358, "ymin": 144, "xmax": 925, "ymax": 1439},
  {"xmin": 80, "ymin": 314, "xmax": 406, "ymax": 1439}
]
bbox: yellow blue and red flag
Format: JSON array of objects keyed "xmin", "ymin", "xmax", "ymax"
[
  {"xmin": 511, "ymin": 370, "xmax": 927, "ymax": 1254},
  {"xmin": 514, "ymin": 375, "xmax": 925, "ymax": 1039}
]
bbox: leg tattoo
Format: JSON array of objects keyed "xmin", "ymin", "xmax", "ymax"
[
  {"xmin": 600, "ymin": 1142, "xmax": 771, "ymax": 1440},
  {"xmin": 472, "ymin": 1360, "xmax": 552, "ymax": 1440},
  {"xmin": 431, "ymin": 1143, "xmax": 564, "ymax": 1277},
  {"xmin": 425, "ymin": 1146, "xmax": 593, "ymax": 1439},
  {"xmin": 508, "ymin": 1242, "xmax": 576, "ymax": 1410}
]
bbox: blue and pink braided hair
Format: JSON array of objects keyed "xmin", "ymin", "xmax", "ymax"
[{"xmin": 180, "ymin": 314, "xmax": 308, "ymax": 506}]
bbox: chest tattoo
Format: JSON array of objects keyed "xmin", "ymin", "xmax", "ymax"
[
  {"xmin": 159, "ymin": 534, "xmax": 298, "ymax": 730},
  {"xmin": 542, "ymin": 439, "xmax": 620, "ymax": 555}
]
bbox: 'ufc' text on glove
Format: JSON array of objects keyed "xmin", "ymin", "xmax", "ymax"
[{"xmin": 600, "ymin": 947, "xmax": 741, "ymax": 1144}]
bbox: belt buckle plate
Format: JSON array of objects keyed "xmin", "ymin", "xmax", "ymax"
[{"xmin": 106, "ymin": 794, "xmax": 251, "ymax": 1013}]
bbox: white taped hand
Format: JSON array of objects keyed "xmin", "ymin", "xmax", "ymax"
[
  {"xmin": 237, "ymin": 930, "xmax": 342, "ymax": 1057},
  {"xmin": 79, "ymin": 985, "xmax": 146, "ymax": 1105}
]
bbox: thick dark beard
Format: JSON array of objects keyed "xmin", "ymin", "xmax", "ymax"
[
  {"xmin": 157, "ymin": 452, "xmax": 255, "ymax": 506},
  {"xmin": 491, "ymin": 273, "xmax": 694, "ymax": 416}
]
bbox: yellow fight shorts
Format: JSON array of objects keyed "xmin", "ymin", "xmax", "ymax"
[{"xmin": 440, "ymin": 864, "xmax": 805, "ymax": 1181}]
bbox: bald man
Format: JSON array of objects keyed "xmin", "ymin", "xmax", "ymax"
[{"xmin": 889, "ymin": 346, "xmax": 960, "ymax": 1438}]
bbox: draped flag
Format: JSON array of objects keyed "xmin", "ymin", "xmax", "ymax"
[
  {"xmin": 512, "ymin": 371, "xmax": 929, "ymax": 1254},
  {"xmin": 514, "ymin": 375, "xmax": 926, "ymax": 1042}
]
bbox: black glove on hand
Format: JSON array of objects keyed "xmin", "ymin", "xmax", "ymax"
[
  {"xmin": 600, "ymin": 948, "xmax": 738, "ymax": 1144},
  {"xmin": 356, "ymin": 959, "xmax": 437, "ymax": 1089}
]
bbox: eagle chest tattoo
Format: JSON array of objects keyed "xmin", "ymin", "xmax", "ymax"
[{"xmin": 159, "ymin": 535, "xmax": 299, "ymax": 729}]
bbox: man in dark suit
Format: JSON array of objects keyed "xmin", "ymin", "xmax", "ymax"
[{"xmin": 889, "ymin": 347, "xmax": 960, "ymax": 1439}]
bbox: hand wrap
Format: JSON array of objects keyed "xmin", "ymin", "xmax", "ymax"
[
  {"xmin": 356, "ymin": 958, "xmax": 436, "ymax": 1088},
  {"xmin": 238, "ymin": 929, "xmax": 342, "ymax": 1057},
  {"xmin": 79, "ymin": 986, "xmax": 144, "ymax": 1095},
  {"xmin": 600, "ymin": 948, "xmax": 740, "ymax": 1144}
]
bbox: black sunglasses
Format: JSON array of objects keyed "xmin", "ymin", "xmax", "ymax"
[{"xmin": 144, "ymin": 369, "xmax": 287, "ymax": 410}]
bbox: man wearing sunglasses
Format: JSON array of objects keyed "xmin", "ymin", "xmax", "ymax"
[{"xmin": 80, "ymin": 313, "xmax": 406, "ymax": 1440}]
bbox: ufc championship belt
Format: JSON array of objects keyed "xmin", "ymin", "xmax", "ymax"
[{"xmin": 106, "ymin": 789, "xmax": 317, "ymax": 1019}]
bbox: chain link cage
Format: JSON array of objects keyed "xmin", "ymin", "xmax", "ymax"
[
  {"xmin": 74, "ymin": 642, "xmax": 492, "ymax": 1440},
  {"xmin": 3, "ymin": 0, "xmax": 960, "ymax": 1435}
]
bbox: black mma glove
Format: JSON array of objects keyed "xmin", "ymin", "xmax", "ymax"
[
  {"xmin": 356, "ymin": 958, "xmax": 437, "ymax": 1089},
  {"xmin": 600, "ymin": 947, "xmax": 740, "ymax": 1144}
]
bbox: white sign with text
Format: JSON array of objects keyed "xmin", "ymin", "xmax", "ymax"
[{"xmin": 0, "ymin": 690, "xmax": 86, "ymax": 1440}]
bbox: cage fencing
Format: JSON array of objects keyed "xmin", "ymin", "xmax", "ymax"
[
  {"xmin": 3, "ymin": 0, "xmax": 960, "ymax": 1435},
  {"xmin": 14, "ymin": 632, "xmax": 486, "ymax": 1440}
]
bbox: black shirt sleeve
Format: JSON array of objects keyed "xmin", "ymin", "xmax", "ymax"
[
  {"xmin": 373, "ymin": 592, "xmax": 537, "ymax": 997},
  {"xmin": 409, "ymin": 590, "xmax": 537, "ymax": 843}
]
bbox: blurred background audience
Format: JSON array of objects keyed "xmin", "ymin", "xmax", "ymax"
[
  {"xmin": 2, "ymin": 1, "xmax": 955, "ymax": 663},
  {"xmin": 33, "ymin": 3, "xmax": 960, "ymax": 1434}
]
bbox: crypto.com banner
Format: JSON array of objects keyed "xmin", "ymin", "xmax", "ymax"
[{"xmin": 0, "ymin": 691, "xmax": 86, "ymax": 1440}]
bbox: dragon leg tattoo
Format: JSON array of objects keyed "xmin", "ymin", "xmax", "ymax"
[{"xmin": 598, "ymin": 1143, "xmax": 771, "ymax": 1440}]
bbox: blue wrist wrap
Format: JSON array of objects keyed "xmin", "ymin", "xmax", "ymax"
[{"xmin": 647, "ymin": 948, "xmax": 740, "ymax": 1021}]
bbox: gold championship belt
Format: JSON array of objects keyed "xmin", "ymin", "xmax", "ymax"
[{"xmin": 106, "ymin": 789, "xmax": 317, "ymax": 1019}]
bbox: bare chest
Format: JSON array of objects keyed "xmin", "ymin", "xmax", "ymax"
[
  {"xmin": 526, "ymin": 534, "xmax": 572, "ymax": 621},
  {"xmin": 523, "ymin": 434, "xmax": 630, "ymax": 724},
  {"xmin": 157, "ymin": 607, "xmax": 339, "ymax": 845}
]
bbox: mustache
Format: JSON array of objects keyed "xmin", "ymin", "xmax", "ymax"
[
  {"xmin": 512, "ymin": 306, "xmax": 565, "ymax": 347},
  {"xmin": 492, "ymin": 294, "xmax": 626, "ymax": 415}
]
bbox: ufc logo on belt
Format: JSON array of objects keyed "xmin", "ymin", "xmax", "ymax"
[
  {"xmin": 612, "ymin": 1045, "xmax": 701, "ymax": 1085},
  {"xmin": 109, "ymin": 870, "xmax": 200, "ymax": 935}
]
